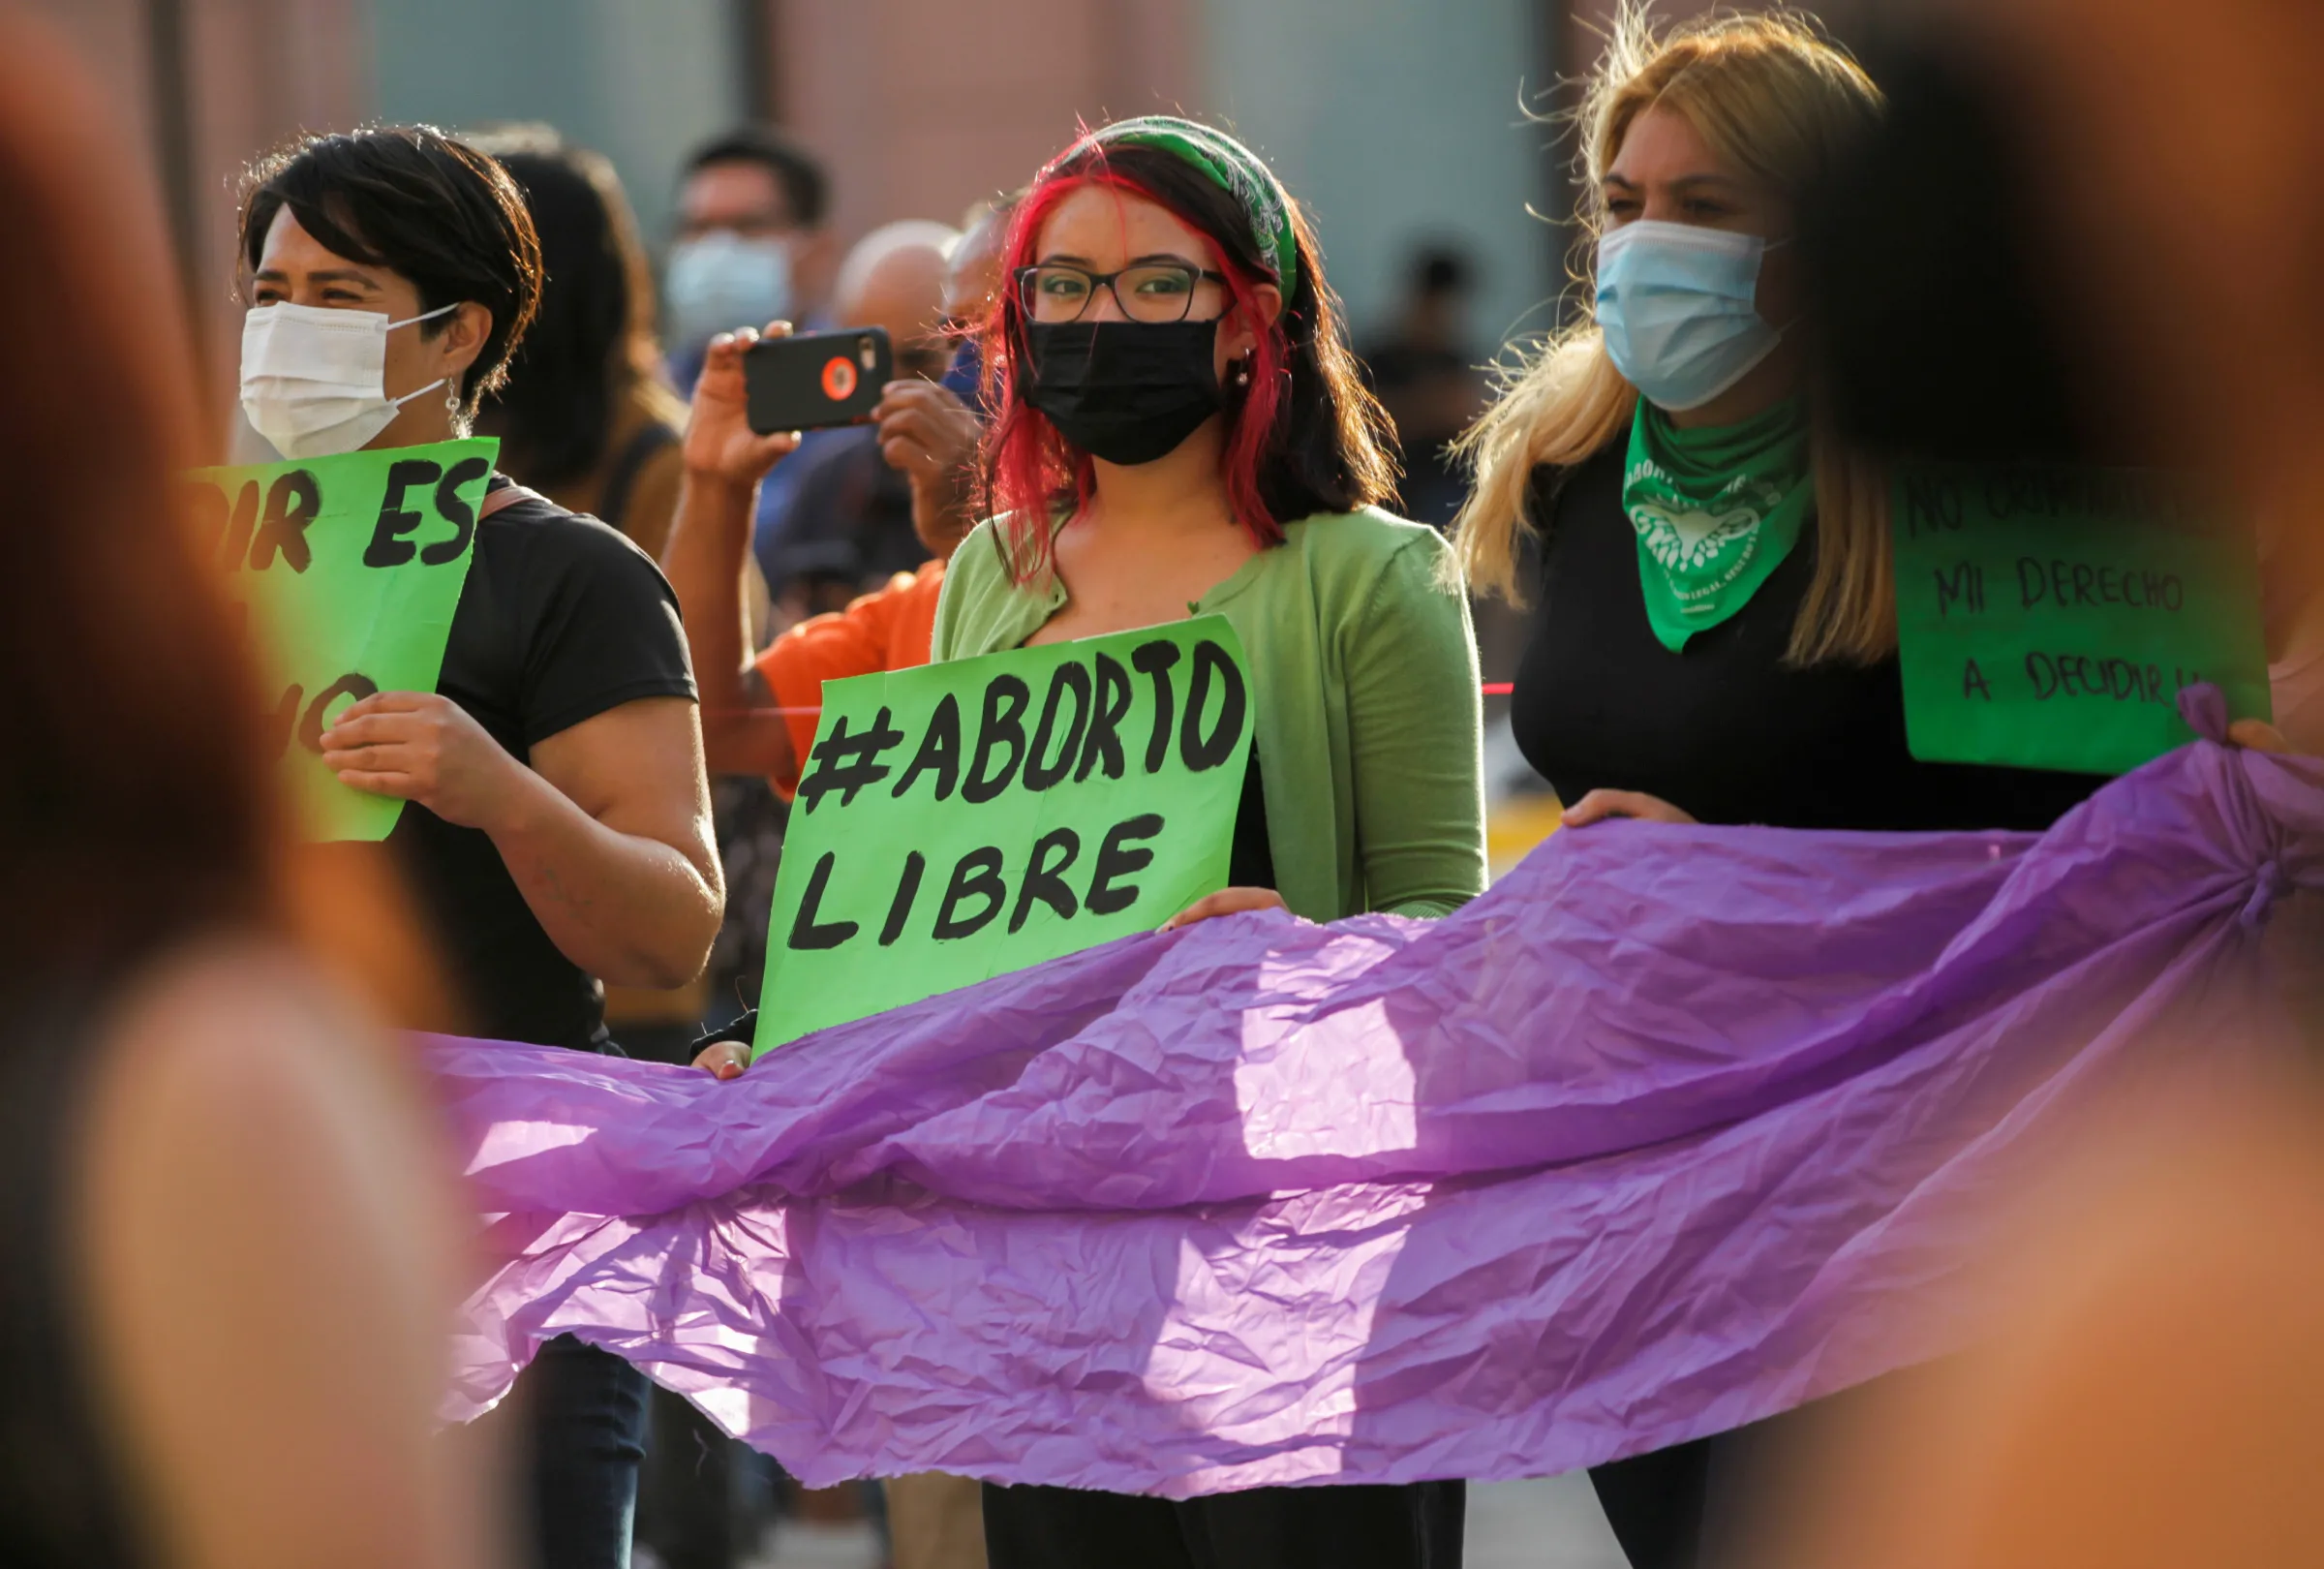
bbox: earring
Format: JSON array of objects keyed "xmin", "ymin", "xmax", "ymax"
[
  {"xmin": 1232, "ymin": 354, "xmax": 1254, "ymax": 390},
  {"xmin": 444, "ymin": 379, "xmax": 462, "ymax": 415}
]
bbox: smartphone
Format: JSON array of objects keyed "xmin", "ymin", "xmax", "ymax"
[{"xmin": 744, "ymin": 326, "xmax": 893, "ymax": 434}]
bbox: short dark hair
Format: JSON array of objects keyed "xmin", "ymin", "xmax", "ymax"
[
  {"xmin": 681, "ymin": 126, "xmax": 830, "ymax": 229},
  {"xmin": 238, "ymin": 126, "xmax": 544, "ymax": 415}
]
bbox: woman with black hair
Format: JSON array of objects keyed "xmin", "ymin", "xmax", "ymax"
[
  {"xmin": 472, "ymin": 126, "xmax": 694, "ymax": 560},
  {"xmin": 237, "ymin": 124, "xmax": 725, "ymax": 1569}
]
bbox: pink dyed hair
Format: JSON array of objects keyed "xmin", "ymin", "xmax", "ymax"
[{"xmin": 976, "ymin": 154, "xmax": 1292, "ymax": 584}]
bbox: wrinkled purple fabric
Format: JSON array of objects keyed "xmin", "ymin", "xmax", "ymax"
[{"xmin": 431, "ymin": 724, "xmax": 2324, "ymax": 1496}]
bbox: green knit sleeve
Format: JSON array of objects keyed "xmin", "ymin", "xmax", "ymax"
[
  {"xmin": 1340, "ymin": 530, "xmax": 1488, "ymax": 916},
  {"xmin": 929, "ymin": 519, "xmax": 1002, "ymax": 665}
]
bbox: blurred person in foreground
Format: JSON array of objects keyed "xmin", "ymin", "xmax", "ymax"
[
  {"xmin": 1757, "ymin": 1102, "xmax": 2324, "ymax": 1569},
  {"xmin": 1449, "ymin": 10, "xmax": 2110, "ymax": 1567},
  {"xmin": 1973, "ymin": 0, "xmax": 2324, "ymax": 760},
  {"xmin": 0, "ymin": 19, "xmax": 498, "ymax": 1568},
  {"xmin": 664, "ymin": 126, "xmax": 835, "ymax": 391},
  {"xmin": 752, "ymin": 219, "xmax": 963, "ymax": 621},
  {"xmin": 239, "ymin": 126, "xmax": 724, "ymax": 1569},
  {"xmin": 1360, "ymin": 242, "xmax": 1488, "ymax": 528}
]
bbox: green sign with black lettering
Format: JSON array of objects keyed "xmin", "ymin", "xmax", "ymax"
[
  {"xmin": 188, "ymin": 438, "xmax": 497, "ymax": 841},
  {"xmin": 751, "ymin": 616, "xmax": 1253, "ymax": 1056},
  {"xmin": 1891, "ymin": 463, "xmax": 2268, "ymax": 775}
]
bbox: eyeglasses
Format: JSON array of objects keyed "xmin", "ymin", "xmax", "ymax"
[{"xmin": 1015, "ymin": 262, "xmax": 1228, "ymax": 324}]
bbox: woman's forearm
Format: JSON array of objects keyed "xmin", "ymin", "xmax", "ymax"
[{"xmin": 486, "ymin": 764, "xmax": 722, "ymax": 989}]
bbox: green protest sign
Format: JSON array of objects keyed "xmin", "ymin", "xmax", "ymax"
[
  {"xmin": 189, "ymin": 438, "xmax": 497, "ymax": 841},
  {"xmin": 1891, "ymin": 463, "xmax": 2269, "ymax": 775},
  {"xmin": 752, "ymin": 615, "xmax": 1253, "ymax": 1056}
]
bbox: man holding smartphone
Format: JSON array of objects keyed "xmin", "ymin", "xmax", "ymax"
[
  {"xmin": 667, "ymin": 206, "xmax": 1004, "ymax": 803},
  {"xmin": 747, "ymin": 221, "xmax": 961, "ymax": 618}
]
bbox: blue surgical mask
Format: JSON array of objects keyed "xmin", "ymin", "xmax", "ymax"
[
  {"xmin": 665, "ymin": 230, "xmax": 793, "ymax": 349},
  {"xmin": 1595, "ymin": 220, "xmax": 1787, "ymax": 412}
]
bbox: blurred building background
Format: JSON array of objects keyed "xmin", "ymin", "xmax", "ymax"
[{"xmin": 20, "ymin": 0, "xmax": 1887, "ymax": 423}]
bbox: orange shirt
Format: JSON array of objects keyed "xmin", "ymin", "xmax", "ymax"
[{"xmin": 753, "ymin": 559, "xmax": 947, "ymax": 798}]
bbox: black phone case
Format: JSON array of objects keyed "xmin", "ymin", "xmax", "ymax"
[{"xmin": 744, "ymin": 327, "xmax": 893, "ymax": 434}]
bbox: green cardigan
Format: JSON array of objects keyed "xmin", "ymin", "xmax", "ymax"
[{"xmin": 931, "ymin": 508, "xmax": 1486, "ymax": 922}]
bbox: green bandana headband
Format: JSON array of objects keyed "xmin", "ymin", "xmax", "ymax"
[{"xmin": 1079, "ymin": 114, "xmax": 1299, "ymax": 291}]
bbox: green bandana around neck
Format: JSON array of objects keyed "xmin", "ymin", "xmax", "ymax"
[
  {"xmin": 1621, "ymin": 396, "xmax": 1814, "ymax": 652},
  {"xmin": 1083, "ymin": 114, "xmax": 1299, "ymax": 291}
]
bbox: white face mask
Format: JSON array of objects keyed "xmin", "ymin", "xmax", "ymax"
[{"xmin": 238, "ymin": 300, "xmax": 458, "ymax": 459}]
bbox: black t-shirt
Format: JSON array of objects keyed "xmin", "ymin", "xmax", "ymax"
[
  {"xmin": 385, "ymin": 476, "xmax": 696, "ymax": 1050},
  {"xmin": 1511, "ymin": 446, "xmax": 2103, "ymax": 833}
]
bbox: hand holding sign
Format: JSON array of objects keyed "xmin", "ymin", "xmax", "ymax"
[
  {"xmin": 1162, "ymin": 886, "xmax": 1287, "ymax": 930},
  {"xmin": 192, "ymin": 438, "xmax": 495, "ymax": 840},
  {"xmin": 320, "ymin": 691, "xmax": 525, "ymax": 830}
]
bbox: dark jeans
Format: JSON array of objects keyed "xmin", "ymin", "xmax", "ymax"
[
  {"xmin": 492, "ymin": 1333, "xmax": 652, "ymax": 1569},
  {"xmin": 982, "ymin": 1480, "xmax": 1464, "ymax": 1569},
  {"xmin": 1588, "ymin": 1383, "xmax": 1893, "ymax": 1569},
  {"xmin": 1589, "ymin": 1438, "xmax": 1716, "ymax": 1569},
  {"xmin": 635, "ymin": 1384, "xmax": 741, "ymax": 1569}
]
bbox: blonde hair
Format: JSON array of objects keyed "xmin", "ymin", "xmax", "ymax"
[{"xmin": 1451, "ymin": 6, "xmax": 1890, "ymax": 664}]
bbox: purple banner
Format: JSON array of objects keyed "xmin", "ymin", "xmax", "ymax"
[{"xmin": 431, "ymin": 713, "xmax": 2320, "ymax": 1496}]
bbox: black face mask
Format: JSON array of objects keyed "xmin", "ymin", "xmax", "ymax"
[{"xmin": 1023, "ymin": 320, "xmax": 1222, "ymax": 466}]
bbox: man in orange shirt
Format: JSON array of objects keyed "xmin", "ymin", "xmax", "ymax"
[{"xmin": 667, "ymin": 200, "xmax": 1006, "ymax": 795}]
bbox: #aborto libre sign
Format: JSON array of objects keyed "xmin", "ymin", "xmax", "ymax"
[{"xmin": 753, "ymin": 616, "xmax": 1254, "ymax": 1055}]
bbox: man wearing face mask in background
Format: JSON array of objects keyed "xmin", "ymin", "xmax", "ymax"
[
  {"xmin": 752, "ymin": 218, "xmax": 961, "ymax": 620},
  {"xmin": 665, "ymin": 127, "xmax": 834, "ymax": 393},
  {"xmin": 239, "ymin": 125, "xmax": 724, "ymax": 1569},
  {"xmin": 663, "ymin": 127, "xmax": 839, "ymax": 613},
  {"xmin": 667, "ymin": 198, "xmax": 1008, "ymax": 799}
]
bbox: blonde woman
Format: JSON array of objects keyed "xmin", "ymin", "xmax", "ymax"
[
  {"xmin": 1452, "ymin": 10, "xmax": 2101, "ymax": 1567},
  {"xmin": 1459, "ymin": 7, "xmax": 2098, "ymax": 839}
]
